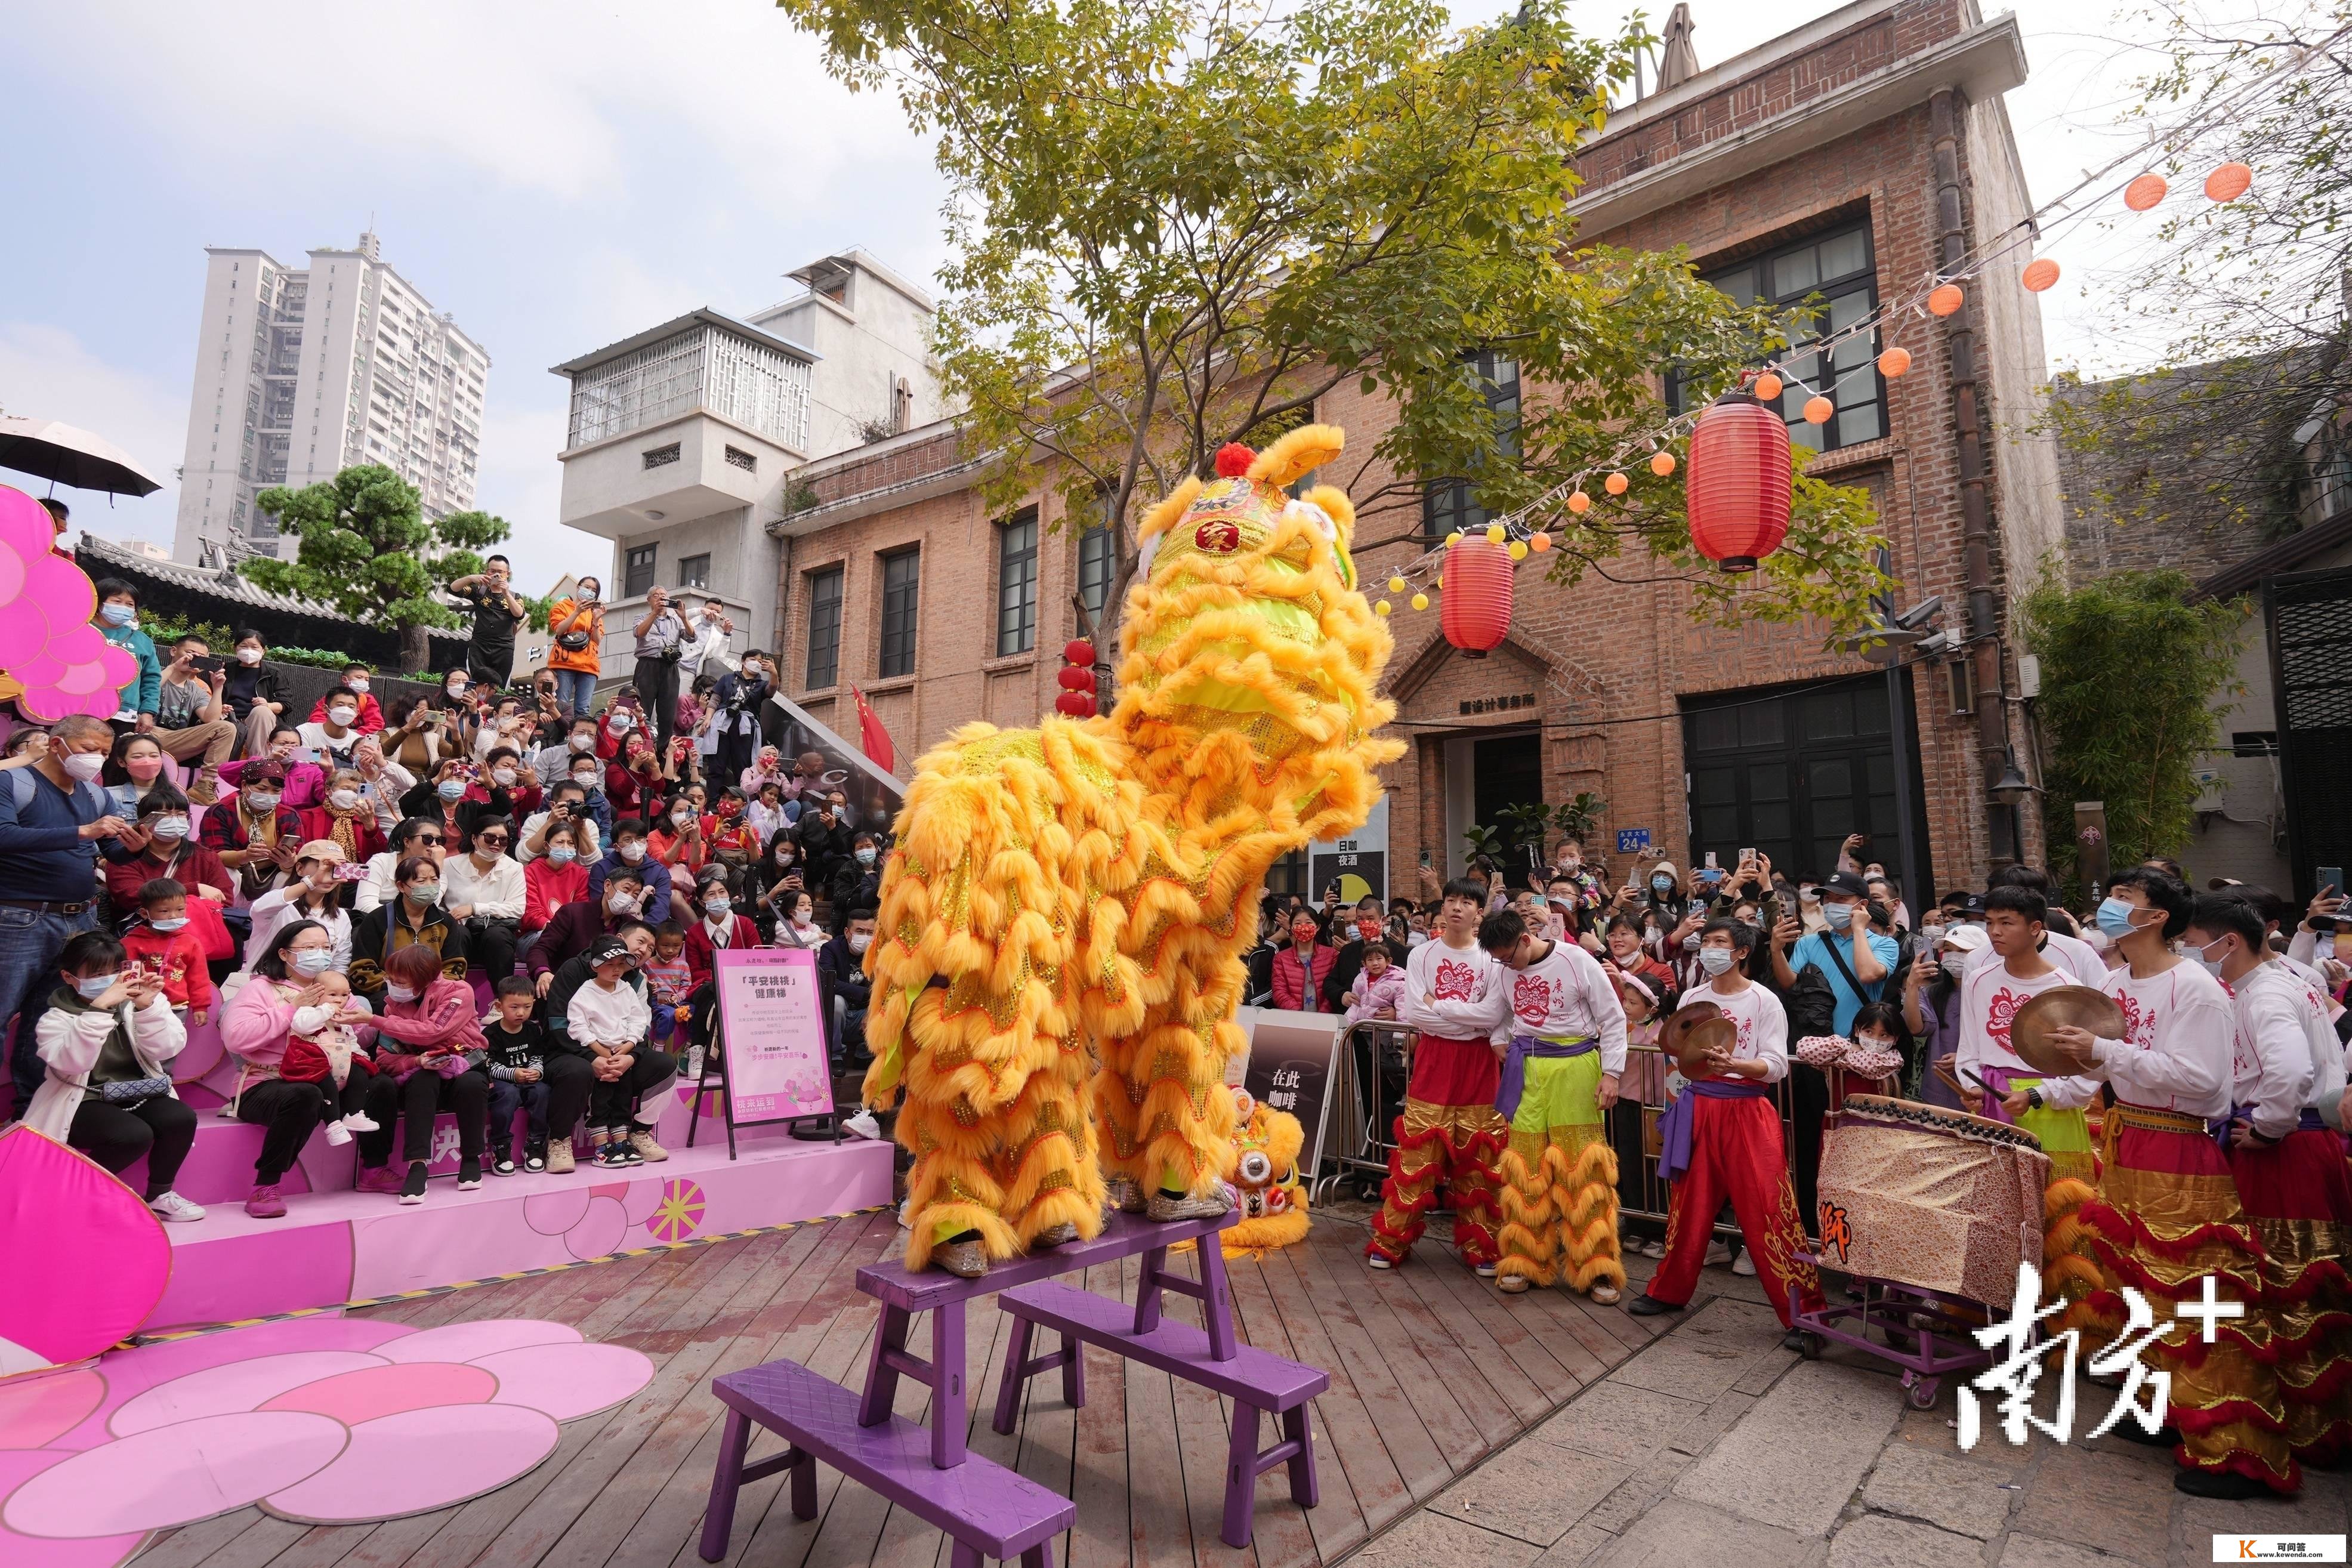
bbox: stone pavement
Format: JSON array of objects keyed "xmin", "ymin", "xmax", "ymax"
[{"xmin": 1335, "ymin": 1254, "xmax": 2352, "ymax": 1568}]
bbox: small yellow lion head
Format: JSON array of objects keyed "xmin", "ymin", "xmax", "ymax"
[
  {"xmin": 1116, "ymin": 424, "xmax": 1393, "ymax": 764},
  {"xmin": 1225, "ymin": 1087, "xmax": 1310, "ymax": 1253}
]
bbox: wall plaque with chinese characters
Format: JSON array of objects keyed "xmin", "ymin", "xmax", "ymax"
[
  {"xmin": 712, "ymin": 947, "xmax": 834, "ymax": 1148},
  {"xmin": 1458, "ymin": 692, "xmax": 1538, "ymax": 716},
  {"xmin": 1234, "ymin": 1007, "xmax": 1345, "ymax": 1178}
]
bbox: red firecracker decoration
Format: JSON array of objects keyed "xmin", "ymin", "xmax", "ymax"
[
  {"xmin": 1054, "ymin": 636, "xmax": 1099, "ymax": 718},
  {"xmin": 1441, "ymin": 537, "xmax": 1513, "ymax": 658},
  {"xmin": 1686, "ymin": 391, "xmax": 1792, "ymax": 574}
]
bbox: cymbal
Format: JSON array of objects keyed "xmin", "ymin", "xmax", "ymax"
[
  {"xmin": 1661, "ymin": 1001, "xmax": 1738, "ymax": 1076},
  {"xmin": 2010, "ymin": 986, "xmax": 2124, "ymax": 1076}
]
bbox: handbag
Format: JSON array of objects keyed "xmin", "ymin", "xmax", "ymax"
[{"xmin": 99, "ymin": 1075, "xmax": 171, "ymax": 1105}]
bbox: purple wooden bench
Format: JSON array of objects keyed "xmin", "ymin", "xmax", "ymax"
[
  {"xmin": 992, "ymin": 1280, "xmax": 1326, "ymax": 1548},
  {"xmin": 700, "ymin": 1357, "xmax": 1076, "ymax": 1568},
  {"xmin": 852, "ymin": 1210, "xmax": 1240, "ymax": 1468}
]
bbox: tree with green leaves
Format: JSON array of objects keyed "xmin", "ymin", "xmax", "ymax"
[
  {"xmin": 773, "ymin": 0, "xmax": 1890, "ymax": 644},
  {"xmin": 243, "ymin": 465, "xmax": 513, "ymax": 674},
  {"xmin": 2018, "ymin": 567, "xmax": 2245, "ymax": 898}
]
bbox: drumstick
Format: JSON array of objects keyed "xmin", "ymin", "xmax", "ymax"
[{"xmin": 1958, "ymin": 1066, "xmax": 1990, "ymax": 1095}]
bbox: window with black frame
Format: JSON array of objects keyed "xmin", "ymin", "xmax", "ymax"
[
  {"xmin": 804, "ymin": 564, "xmax": 843, "ymax": 689},
  {"xmin": 1680, "ymin": 220, "xmax": 1885, "ymax": 453},
  {"xmin": 996, "ymin": 509, "xmax": 1039, "ymax": 656},
  {"xmin": 879, "ymin": 548, "xmax": 919, "ymax": 678},
  {"xmin": 1421, "ymin": 351, "xmax": 1521, "ymax": 541}
]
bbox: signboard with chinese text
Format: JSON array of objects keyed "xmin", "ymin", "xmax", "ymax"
[
  {"xmin": 1310, "ymin": 795, "xmax": 1389, "ymax": 906},
  {"xmin": 713, "ymin": 947, "xmax": 834, "ymax": 1148},
  {"xmin": 1233, "ymin": 1007, "xmax": 1345, "ymax": 1178}
]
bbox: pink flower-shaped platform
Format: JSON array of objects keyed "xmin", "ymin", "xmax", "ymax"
[{"xmin": 0, "ymin": 1316, "xmax": 653, "ymax": 1566}]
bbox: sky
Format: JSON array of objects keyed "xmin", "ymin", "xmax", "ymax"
[{"xmin": 0, "ymin": 0, "xmax": 2171, "ymax": 584}]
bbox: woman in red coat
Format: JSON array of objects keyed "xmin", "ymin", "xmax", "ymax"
[
  {"xmin": 1271, "ymin": 909, "xmax": 1338, "ymax": 1012},
  {"xmin": 298, "ymin": 767, "xmax": 388, "ymax": 865},
  {"xmin": 681, "ymin": 869, "xmax": 760, "ymax": 990}
]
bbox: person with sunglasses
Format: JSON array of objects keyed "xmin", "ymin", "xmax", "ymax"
[
  {"xmin": 444, "ymin": 815, "xmax": 526, "ymax": 983},
  {"xmin": 356, "ymin": 818, "xmax": 447, "ymax": 916}
]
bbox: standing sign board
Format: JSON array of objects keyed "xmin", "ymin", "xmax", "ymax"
[
  {"xmin": 1310, "ymin": 795, "xmax": 1389, "ymax": 907},
  {"xmin": 1233, "ymin": 1007, "xmax": 1345, "ymax": 1178},
  {"xmin": 710, "ymin": 947, "xmax": 835, "ymax": 1156}
]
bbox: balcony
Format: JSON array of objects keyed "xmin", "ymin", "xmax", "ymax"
[
  {"xmin": 554, "ymin": 311, "xmax": 814, "ymax": 453},
  {"xmin": 552, "ymin": 410, "xmax": 797, "ymax": 540}
]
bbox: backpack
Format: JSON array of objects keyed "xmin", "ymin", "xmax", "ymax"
[
  {"xmin": 1782, "ymin": 962, "xmax": 1839, "ymax": 1040},
  {"xmin": 7, "ymin": 766, "xmax": 114, "ymax": 822}
]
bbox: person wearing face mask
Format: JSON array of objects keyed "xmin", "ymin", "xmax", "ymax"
[
  {"xmin": 794, "ymin": 791, "xmax": 856, "ymax": 897},
  {"xmin": 524, "ymin": 822, "xmax": 589, "ymax": 934},
  {"xmin": 356, "ymin": 817, "xmax": 445, "ymax": 917},
  {"xmin": 684, "ymin": 869, "xmax": 757, "ymax": 992},
  {"xmin": 477, "ymin": 745, "xmax": 541, "ymax": 819},
  {"xmin": 245, "ymin": 841, "xmax": 356, "ymax": 976},
  {"xmin": 221, "ymin": 630, "xmax": 289, "ymax": 758},
  {"xmin": 219, "ymin": 919, "xmax": 363, "ymax": 1218},
  {"xmin": 1597, "ymin": 913, "xmax": 1678, "ymax": 1008},
  {"xmin": 217, "ymin": 726, "xmax": 326, "ymax": 811},
  {"xmin": 347, "ymin": 854, "xmax": 470, "ymax": 1007},
  {"xmin": 1950, "ymin": 885, "xmax": 2099, "ymax": 1184},
  {"xmin": 829, "ymin": 833, "xmax": 883, "ymax": 933},
  {"xmin": 297, "ymin": 686, "xmax": 369, "ymax": 770},
  {"xmin": 1547, "ymin": 837, "xmax": 1603, "ymax": 919},
  {"xmin": 519, "ymin": 779, "xmax": 606, "ymax": 866},
  {"xmin": 2181, "ymin": 893, "xmax": 2351, "ymax": 1480},
  {"xmin": 383, "ymin": 695, "xmax": 449, "ymax": 776},
  {"xmin": 773, "ymin": 891, "xmax": 826, "ymax": 951},
  {"xmin": 630, "ymin": 587, "xmax": 690, "ymax": 751},
  {"xmin": 100, "ymin": 731, "xmax": 172, "ymax": 820},
  {"xmin": 298, "ymin": 767, "xmax": 388, "ymax": 867},
  {"xmin": 545, "ymin": 576, "xmax": 605, "ymax": 718},
  {"xmin": 92, "ymin": 580, "xmax": 162, "ymax": 734},
  {"xmin": 443, "ymin": 814, "xmax": 527, "ymax": 983},
  {"xmin": 1631, "ymin": 918, "xmax": 1826, "ymax": 1347},
  {"xmin": 197, "ymin": 756, "xmax": 305, "ymax": 903},
  {"xmin": 818, "ymin": 909, "xmax": 877, "ymax": 1076},
  {"xmin": 649, "ymin": 792, "xmax": 711, "ymax": 881},
  {"xmin": 2041, "ymin": 871, "xmax": 2290, "ymax": 1500},
  {"xmin": 103, "ymin": 788, "xmax": 234, "ymax": 929},
  {"xmin": 304, "ymin": 663, "xmax": 385, "ymax": 736},
  {"xmin": 585, "ymin": 819, "xmax": 674, "ymax": 927},
  {"xmin": 1902, "ymin": 919, "xmax": 1987, "ymax": 1110},
  {"xmin": 1271, "ymin": 911, "xmax": 1336, "ymax": 1011},
  {"xmin": 0, "ymin": 715, "xmax": 145, "ymax": 1112},
  {"xmin": 529, "ymin": 867, "xmax": 651, "ymax": 999},
  {"xmin": 1320, "ymin": 896, "xmax": 1408, "ymax": 1012},
  {"xmin": 400, "ymin": 758, "xmax": 489, "ymax": 855},
  {"xmin": 121, "ymin": 877, "xmax": 218, "ymax": 1028},
  {"xmin": 755, "ymin": 834, "xmax": 808, "ymax": 940},
  {"xmin": 534, "ymin": 718, "xmax": 602, "ymax": 787},
  {"xmin": 27, "ymin": 931, "xmax": 202, "ymax": 1223},
  {"xmin": 708, "ymin": 647, "xmax": 769, "ymax": 786}
]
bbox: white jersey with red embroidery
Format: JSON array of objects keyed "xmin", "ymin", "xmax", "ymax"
[
  {"xmin": 1964, "ymin": 928, "xmax": 2106, "ymax": 987},
  {"xmin": 1473, "ymin": 939, "xmax": 1628, "ymax": 1073},
  {"xmin": 1672, "ymin": 980, "xmax": 1789, "ymax": 1084},
  {"xmin": 2228, "ymin": 958, "xmax": 2346, "ymax": 1136},
  {"xmin": 1953, "ymin": 959, "xmax": 2098, "ymax": 1107},
  {"xmin": 2089, "ymin": 958, "xmax": 2233, "ymax": 1119},
  {"xmin": 1401, "ymin": 937, "xmax": 1505, "ymax": 1044}
]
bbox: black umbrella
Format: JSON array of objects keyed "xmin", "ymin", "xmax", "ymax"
[{"xmin": 0, "ymin": 416, "xmax": 164, "ymax": 496}]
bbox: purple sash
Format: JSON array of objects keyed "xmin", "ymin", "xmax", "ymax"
[
  {"xmin": 2211, "ymin": 1104, "xmax": 2328, "ymax": 1152},
  {"xmin": 1657, "ymin": 1078, "xmax": 1770, "ymax": 1185},
  {"xmin": 1976, "ymin": 1065, "xmax": 2024, "ymax": 1125},
  {"xmin": 1494, "ymin": 1033, "xmax": 1593, "ymax": 1123}
]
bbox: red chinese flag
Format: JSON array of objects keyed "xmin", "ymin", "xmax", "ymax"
[{"xmin": 851, "ymin": 686, "xmax": 896, "ymax": 774}]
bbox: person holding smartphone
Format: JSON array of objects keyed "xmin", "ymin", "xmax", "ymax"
[{"xmin": 545, "ymin": 575, "xmax": 604, "ymax": 717}]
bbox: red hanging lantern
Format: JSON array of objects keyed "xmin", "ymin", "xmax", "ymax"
[
  {"xmin": 1063, "ymin": 638, "xmax": 1095, "ymax": 666},
  {"xmin": 1056, "ymin": 666, "xmax": 1095, "ymax": 692},
  {"xmin": 1685, "ymin": 391, "xmax": 1792, "ymax": 574},
  {"xmin": 1054, "ymin": 691, "xmax": 1095, "ymax": 717},
  {"xmin": 1441, "ymin": 538, "xmax": 1512, "ymax": 658}
]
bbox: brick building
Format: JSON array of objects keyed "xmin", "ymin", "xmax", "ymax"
[{"xmin": 767, "ymin": 0, "xmax": 2061, "ymax": 905}]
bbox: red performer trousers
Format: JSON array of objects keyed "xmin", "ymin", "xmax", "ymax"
[
  {"xmin": 1366, "ymin": 1036, "xmax": 1504, "ymax": 1268},
  {"xmin": 1646, "ymin": 1092, "xmax": 1825, "ymax": 1328}
]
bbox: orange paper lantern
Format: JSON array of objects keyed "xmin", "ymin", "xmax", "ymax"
[
  {"xmin": 1604, "ymin": 471, "xmax": 1629, "ymax": 496},
  {"xmin": 1877, "ymin": 345, "xmax": 1912, "ymax": 378},
  {"xmin": 1801, "ymin": 395, "xmax": 1835, "ymax": 425},
  {"xmin": 2205, "ymin": 161, "xmax": 2252, "ymax": 202},
  {"xmin": 1686, "ymin": 392, "xmax": 1792, "ymax": 574},
  {"xmin": 1529, "ymin": 532, "xmax": 1551, "ymax": 552},
  {"xmin": 2020, "ymin": 258, "xmax": 2060, "ymax": 292},
  {"xmin": 1650, "ymin": 451, "xmax": 1676, "ymax": 477},
  {"xmin": 1440, "ymin": 538, "xmax": 1513, "ymax": 657},
  {"xmin": 1753, "ymin": 372, "xmax": 1784, "ymax": 401},
  {"xmin": 1928, "ymin": 283, "xmax": 1965, "ymax": 317},
  {"xmin": 2123, "ymin": 172, "xmax": 2168, "ymax": 211},
  {"xmin": 1566, "ymin": 490, "xmax": 1592, "ymax": 514}
]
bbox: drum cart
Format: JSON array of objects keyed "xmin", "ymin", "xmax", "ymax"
[{"xmin": 1785, "ymin": 1257, "xmax": 2001, "ymax": 1409}]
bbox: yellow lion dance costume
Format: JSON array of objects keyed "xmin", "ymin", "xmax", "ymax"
[
  {"xmin": 863, "ymin": 425, "xmax": 1402, "ymax": 1274},
  {"xmin": 1226, "ymin": 1088, "xmax": 1312, "ymax": 1256}
]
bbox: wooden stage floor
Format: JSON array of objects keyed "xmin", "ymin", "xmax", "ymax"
[{"xmin": 134, "ymin": 1205, "xmax": 1669, "ymax": 1568}]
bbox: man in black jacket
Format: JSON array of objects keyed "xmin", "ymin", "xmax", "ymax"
[
  {"xmin": 794, "ymin": 793, "xmax": 855, "ymax": 903},
  {"xmin": 541, "ymin": 922, "xmax": 674, "ymax": 1167},
  {"xmin": 1320, "ymin": 897, "xmax": 1411, "ymax": 1012},
  {"xmin": 529, "ymin": 868, "xmax": 648, "ymax": 997},
  {"xmin": 818, "ymin": 907, "xmax": 875, "ymax": 1076}
]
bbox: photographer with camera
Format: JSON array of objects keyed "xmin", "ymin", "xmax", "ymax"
[
  {"xmin": 448, "ymin": 555, "xmax": 530, "ymax": 691},
  {"xmin": 631, "ymin": 587, "xmax": 690, "ymax": 751},
  {"xmin": 545, "ymin": 575, "xmax": 604, "ymax": 718}
]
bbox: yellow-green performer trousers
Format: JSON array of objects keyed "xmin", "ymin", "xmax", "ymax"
[{"xmin": 1493, "ymin": 1042, "xmax": 1625, "ymax": 1295}]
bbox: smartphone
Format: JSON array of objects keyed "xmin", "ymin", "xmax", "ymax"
[
  {"xmin": 332, "ymin": 862, "xmax": 368, "ymax": 882},
  {"xmin": 2320, "ymin": 867, "xmax": 2344, "ymax": 899},
  {"xmin": 1739, "ymin": 847, "xmax": 1755, "ymax": 865},
  {"xmin": 1704, "ymin": 851, "xmax": 1718, "ymax": 870}
]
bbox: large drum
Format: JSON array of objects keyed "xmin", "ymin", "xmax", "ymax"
[{"xmin": 1815, "ymin": 1095, "xmax": 2052, "ymax": 1307}]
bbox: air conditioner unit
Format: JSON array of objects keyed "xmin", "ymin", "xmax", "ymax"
[{"xmin": 2193, "ymin": 768, "xmax": 2226, "ymax": 815}]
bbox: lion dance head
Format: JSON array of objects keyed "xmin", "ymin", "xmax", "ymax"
[
  {"xmin": 1224, "ymin": 1088, "xmax": 1311, "ymax": 1255},
  {"xmin": 1115, "ymin": 425, "xmax": 1396, "ymax": 774}
]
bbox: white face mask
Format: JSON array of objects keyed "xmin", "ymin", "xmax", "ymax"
[
  {"xmin": 1941, "ymin": 953, "xmax": 1971, "ymax": 981},
  {"xmin": 1697, "ymin": 946, "xmax": 1736, "ymax": 976},
  {"xmin": 572, "ymin": 770, "xmax": 597, "ymax": 788},
  {"xmin": 347, "ymin": 678, "xmax": 368, "ymax": 694},
  {"xmin": 237, "ymin": 647, "xmax": 264, "ymax": 665},
  {"xmin": 328, "ymin": 705, "xmax": 357, "ymax": 727},
  {"xmin": 1855, "ymin": 1033, "xmax": 1896, "ymax": 1055},
  {"xmin": 848, "ymin": 933, "xmax": 872, "ymax": 955},
  {"xmin": 327, "ymin": 788, "xmax": 362, "ymax": 811},
  {"xmin": 607, "ymin": 891, "xmax": 638, "ymax": 915},
  {"xmin": 570, "ymin": 734, "xmax": 594, "ymax": 751},
  {"xmin": 672, "ymin": 810, "xmax": 693, "ymax": 826},
  {"xmin": 608, "ymin": 714, "xmax": 633, "ymax": 734},
  {"xmin": 618, "ymin": 842, "xmax": 647, "ymax": 863},
  {"xmin": 61, "ymin": 752, "xmax": 106, "ymax": 783},
  {"xmin": 492, "ymin": 767, "xmax": 517, "ymax": 786}
]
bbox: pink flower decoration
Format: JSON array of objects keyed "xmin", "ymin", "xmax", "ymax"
[
  {"xmin": 0, "ymin": 486, "xmax": 139, "ymax": 725},
  {"xmin": 0, "ymin": 1316, "xmax": 652, "ymax": 1550},
  {"xmin": 0, "ymin": 1128, "xmax": 172, "ymax": 1379}
]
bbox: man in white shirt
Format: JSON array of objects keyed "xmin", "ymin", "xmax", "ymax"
[
  {"xmin": 296, "ymin": 686, "xmax": 368, "ymax": 770},
  {"xmin": 1954, "ymin": 886, "xmax": 2100, "ymax": 1185},
  {"xmin": 677, "ymin": 597, "xmax": 737, "ymax": 683},
  {"xmin": 2183, "ymin": 892, "xmax": 2350, "ymax": 1477},
  {"xmin": 1471, "ymin": 906, "xmax": 1628, "ymax": 1304},
  {"xmin": 443, "ymin": 814, "xmax": 527, "ymax": 981},
  {"xmin": 1969, "ymin": 865, "xmax": 2107, "ymax": 986},
  {"xmin": 1631, "ymin": 918, "xmax": 1825, "ymax": 1346},
  {"xmin": 1368, "ymin": 877, "xmax": 1508, "ymax": 1279},
  {"xmin": 2042, "ymin": 869, "xmax": 2290, "ymax": 1501}
]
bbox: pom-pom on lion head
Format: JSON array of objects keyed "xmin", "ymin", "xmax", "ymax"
[{"xmin": 1116, "ymin": 424, "xmax": 1393, "ymax": 767}]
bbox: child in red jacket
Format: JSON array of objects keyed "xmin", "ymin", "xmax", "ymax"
[
  {"xmin": 121, "ymin": 878, "xmax": 217, "ymax": 1027},
  {"xmin": 277, "ymin": 970, "xmax": 381, "ymax": 1146}
]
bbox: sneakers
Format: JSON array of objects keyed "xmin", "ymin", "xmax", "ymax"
[
  {"xmin": 1146, "ymin": 1185, "xmax": 1234, "ymax": 1222},
  {"xmin": 1626, "ymin": 1294, "xmax": 1680, "ymax": 1317},
  {"xmin": 683, "ymin": 1045, "xmax": 705, "ymax": 1079},
  {"xmin": 1703, "ymin": 1240, "xmax": 1733, "ymax": 1267},
  {"xmin": 523, "ymin": 1140, "xmax": 547, "ymax": 1172},
  {"xmin": 1497, "ymin": 1274, "xmax": 1531, "ymax": 1295},
  {"xmin": 323, "ymin": 1120, "xmax": 352, "ymax": 1147},
  {"xmin": 1366, "ymin": 1254, "xmax": 1395, "ymax": 1270},
  {"xmin": 399, "ymin": 1163, "xmax": 428, "ymax": 1205},
  {"xmin": 341, "ymin": 1110, "xmax": 379, "ymax": 1134},
  {"xmin": 594, "ymin": 1140, "xmax": 634, "ymax": 1169},
  {"xmin": 148, "ymin": 1190, "xmax": 206, "ymax": 1223},
  {"xmin": 1731, "ymin": 1249, "xmax": 1758, "ymax": 1277},
  {"xmin": 356, "ymin": 1164, "xmax": 405, "ymax": 1196},
  {"xmin": 1640, "ymin": 1239, "xmax": 1666, "ymax": 1259},
  {"xmin": 1589, "ymin": 1283, "xmax": 1622, "ymax": 1305},
  {"xmin": 842, "ymin": 1109, "xmax": 882, "ymax": 1141},
  {"xmin": 456, "ymin": 1158, "xmax": 483, "ymax": 1191},
  {"xmin": 628, "ymin": 1127, "xmax": 668, "ymax": 1163},
  {"xmin": 245, "ymin": 1184, "xmax": 288, "ymax": 1220},
  {"xmin": 490, "ymin": 1148, "xmax": 517, "ymax": 1177},
  {"xmin": 545, "ymin": 1138, "xmax": 575, "ymax": 1174},
  {"xmin": 1473, "ymin": 1261, "xmax": 1498, "ymax": 1278}
]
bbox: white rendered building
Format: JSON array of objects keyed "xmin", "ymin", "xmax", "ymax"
[
  {"xmin": 550, "ymin": 249, "xmax": 944, "ymax": 668},
  {"xmin": 173, "ymin": 230, "xmax": 488, "ymax": 564}
]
